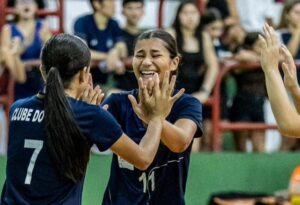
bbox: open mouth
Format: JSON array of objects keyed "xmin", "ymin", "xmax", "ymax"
[{"xmin": 140, "ymin": 70, "xmax": 158, "ymax": 79}]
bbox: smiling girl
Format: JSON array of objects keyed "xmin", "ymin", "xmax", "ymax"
[{"xmin": 102, "ymin": 29, "xmax": 203, "ymax": 205}]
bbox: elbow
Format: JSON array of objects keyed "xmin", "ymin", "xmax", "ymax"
[
  {"xmin": 168, "ymin": 141, "xmax": 190, "ymax": 153},
  {"xmin": 135, "ymin": 156, "xmax": 152, "ymax": 171},
  {"xmin": 278, "ymin": 121, "xmax": 300, "ymax": 137}
]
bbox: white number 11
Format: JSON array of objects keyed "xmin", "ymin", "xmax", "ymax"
[
  {"xmin": 139, "ymin": 171, "xmax": 155, "ymax": 193},
  {"xmin": 24, "ymin": 139, "xmax": 44, "ymax": 185}
]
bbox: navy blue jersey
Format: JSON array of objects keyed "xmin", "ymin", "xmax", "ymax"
[
  {"xmin": 102, "ymin": 90, "xmax": 202, "ymax": 205},
  {"xmin": 74, "ymin": 14, "xmax": 123, "ymax": 52},
  {"xmin": 1, "ymin": 93, "xmax": 123, "ymax": 205}
]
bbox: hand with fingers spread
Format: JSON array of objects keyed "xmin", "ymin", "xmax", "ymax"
[
  {"xmin": 128, "ymin": 71, "xmax": 185, "ymax": 124},
  {"xmin": 79, "ymin": 74, "xmax": 105, "ymax": 105},
  {"xmin": 259, "ymin": 23, "xmax": 280, "ymax": 73},
  {"xmin": 280, "ymin": 45, "xmax": 299, "ymax": 93}
]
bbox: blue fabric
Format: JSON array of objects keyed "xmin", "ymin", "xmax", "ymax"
[
  {"xmin": 0, "ymin": 94, "xmax": 123, "ymax": 205},
  {"xmin": 74, "ymin": 14, "xmax": 123, "ymax": 52},
  {"xmin": 102, "ymin": 89, "xmax": 203, "ymax": 205},
  {"xmin": 10, "ymin": 20, "xmax": 44, "ymax": 101}
]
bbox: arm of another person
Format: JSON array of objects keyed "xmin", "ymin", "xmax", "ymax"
[
  {"xmin": 286, "ymin": 25, "xmax": 300, "ymax": 58},
  {"xmin": 194, "ymin": 32, "xmax": 219, "ymax": 102},
  {"xmin": 260, "ymin": 24, "xmax": 300, "ymax": 137},
  {"xmin": 1, "ymin": 25, "xmax": 26, "ymax": 83},
  {"xmin": 110, "ymin": 117, "xmax": 163, "ymax": 170}
]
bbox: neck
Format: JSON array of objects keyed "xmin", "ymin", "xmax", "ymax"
[
  {"xmin": 124, "ymin": 23, "xmax": 139, "ymax": 34},
  {"xmin": 94, "ymin": 12, "xmax": 109, "ymax": 29},
  {"xmin": 181, "ymin": 27, "xmax": 195, "ymax": 37},
  {"xmin": 64, "ymin": 86, "xmax": 79, "ymax": 100},
  {"xmin": 18, "ymin": 18, "xmax": 35, "ymax": 26}
]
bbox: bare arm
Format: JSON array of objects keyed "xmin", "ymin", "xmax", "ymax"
[
  {"xmin": 160, "ymin": 119, "xmax": 197, "ymax": 153},
  {"xmin": 1, "ymin": 25, "xmax": 26, "ymax": 83},
  {"xmin": 286, "ymin": 27, "xmax": 300, "ymax": 58},
  {"xmin": 194, "ymin": 32, "xmax": 219, "ymax": 102},
  {"xmin": 260, "ymin": 24, "xmax": 300, "ymax": 137},
  {"xmin": 110, "ymin": 117, "xmax": 163, "ymax": 170},
  {"xmin": 90, "ymin": 50, "xmax": 108, "ymax": 61}
]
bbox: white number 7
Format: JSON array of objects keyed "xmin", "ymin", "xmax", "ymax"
[{"xmin": 24, "ymin": 139, "xmax": 44, "ymax": 185}]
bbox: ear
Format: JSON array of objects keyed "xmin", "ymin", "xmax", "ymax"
[
  {"xmin": 79, "ymin": 66, "xmax": 89, "ymax": 84},
  {"xmin": 170, "ymin": 56, "xmax": 180, "ymax": 71},
  {"xmin": 39, "ymin": 65, "xmax": 47, "ymax": 82}
]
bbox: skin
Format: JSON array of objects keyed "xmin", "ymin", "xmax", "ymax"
[
  {"xmin": 284, "ymin": 3, "xmax": 300, "ymax": 58},
  {"xmin": 0, "ymin": 0, "xmax": 51, "ymax": 83},
  {"xmin": 122, "ymin": 1, "xmax": 144, "ymax": 34},
  {"xmin": 40, "ymin": 53, "xmax": 182, "ymax": 169},
  {"xmin": 129, "ymin": 38, "xmax": 198, "ymax": 153},
  {"xmin": 90, "ymin": 0, "xmax": 127, "ymax": 73},
  {"xmin": 260, "ymin": 23, "xmax": 300, "ymax": 137}
]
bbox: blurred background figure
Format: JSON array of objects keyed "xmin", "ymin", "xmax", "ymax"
[
  {"xmin": 229, "ymin": 32, "xmax": 266, "ymax": 152},
  {"xmin": 1, "ymin": 0, "xmax": 51, "ymax": 101},
  {"xmin": 74, "ymin": 0, "xmax": 127, "ymax": 88},
  {"xmin": 112, "ymin": 0, "xmax": 145, "ymax": 92},
  {"xmin": 167, "ymin": 0, "xmax": 219, "ymax": 152}
]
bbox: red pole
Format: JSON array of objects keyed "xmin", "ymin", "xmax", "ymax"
[
  {"xmin": 0, "ymin": 0, "xmax": 6, "ymax": 32},
  {"xmin": 158, "ymin": 0, "xmax": 164, "ymax": 28},
  {"xmin": 58, "ymin": 0, "xmax": 64, "ymax": 33},
  {"xmin": 197, "ymin": 0, "xmax": 206, "ymax": 14}
]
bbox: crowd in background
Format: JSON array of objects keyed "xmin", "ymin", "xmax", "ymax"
[{"xmin": 0, "ymin": 0, "xmax": 300, "ymax": 154}]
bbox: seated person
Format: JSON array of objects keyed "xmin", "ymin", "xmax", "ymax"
[
  {"xmin": 74, "ymin": 0, "xmax": 127, "ymax": 86},
  {"xmin": 1, "ymin": 0, "xmax": 52, "ymax": 101},
  {"xmin": 112, "ymin": 0, "xmax": 145, "ymax": 91}
]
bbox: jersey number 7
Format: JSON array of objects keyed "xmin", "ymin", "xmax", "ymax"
[{"xmin": 24, "ymin": 139, "xmax": 44, "ymax": 185}]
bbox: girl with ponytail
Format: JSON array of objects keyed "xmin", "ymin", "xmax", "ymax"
[{"xmin": 1, "ymin": 33, "xmax": 182, "ymax": 205}]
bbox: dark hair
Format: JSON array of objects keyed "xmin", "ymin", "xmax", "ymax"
[
  {"xmin": 278, "ymin": 0, "xmax": 300, "ymax": 29},
  {"xmin": 41, "ymin": 34, "xmax": 91, "ymax": 183},
  {"xmin": 243, "ymin": 32, "xmax": 260, "ymax": 49},
  {"xmin": 7, "ymin": 0, "xmax": 45, "ymax": 9},
  {"xmin": 134, "ymin": 29, "xmax": 181, "ymax": 75},
  {"xmin": 200, "ymin": 8, "xmax": 222, "ymax": 28},
  {"xmin": 89, "ymin": 0, "xmax": 103, "ymax": 11},
  {"xmin": 122, "ymin": 0, "xmax": 144, "ymax": 7},
  {"xmin": 172, "ymin": 0, "xmax": 202, "ymax": 53}
]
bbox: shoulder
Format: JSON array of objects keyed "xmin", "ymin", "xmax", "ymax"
[
  {"xmin": 75, "ymin": 14, "xmax": 93, "ymax": 25},
  {"xmin": 174, "ymin": 92, "xmax": 202, "ymax": 108}
]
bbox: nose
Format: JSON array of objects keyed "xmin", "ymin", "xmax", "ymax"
[{"xmin": 141, "ymin": 57, "xmax": 152, "ymax": 67}]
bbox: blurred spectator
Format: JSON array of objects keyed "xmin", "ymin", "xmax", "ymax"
[
  {"xmin": 276, "ymin": 0, "xmax": 300, "ymax": 151},
  {"xmin": 0, "ymin": 0, "xmax": 51, "ymax": 101},
  {"xmin": 167, "ymin": 0, "xmax": 219, "ymax": 151},
  {"xmin": 205, "ymin": 0, "xmax": 239, "ymax": 27},
  {"xmin": 277, "ymin": 0, "xmax": 300, "ymax": 59},
  {"xmin": 229, "ymin": 32, "xmax": 266, "ymax": 152},
  {"xmin": 74, "ymin": 0, "xmax": 127, "ymax": 86},
  {"xmin": 112, "ymin": 0, "xmax": 145, "ymax": 91},
  {"xmin": 201, "ymin": 8, "xmax": 231, "ymax": 124}
]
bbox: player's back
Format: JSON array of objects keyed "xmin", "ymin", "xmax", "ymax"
[{"xmin": 1, "ymin": 94, "xmax": 84, "ymax": 205}]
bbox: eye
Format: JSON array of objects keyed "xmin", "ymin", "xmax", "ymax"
[
  {"xmin": 152, "ymin": 54, "xmax": 162, "ymax": 58},
  {"xmin": 135, "ymin": 54, "xmax": 144, "ymax": 58}
]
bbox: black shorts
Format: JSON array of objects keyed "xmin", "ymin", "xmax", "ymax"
[{"xmin": 229, "ymin": 92, "xmax": 265, "ymax": 122}]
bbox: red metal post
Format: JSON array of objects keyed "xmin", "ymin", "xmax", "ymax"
[{"xmin": 158, "ymin": 0, "xmax": 164, "ymax": 28}]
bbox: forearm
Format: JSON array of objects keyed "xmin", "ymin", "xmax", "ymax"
[
  {"xmin": 201, "ymin": 64, "xmax": 218, "ymax": 92},
  {"xmin": 138, "ymin": 117, "xmax": 164, "ymax": 163},
  {"xmin": 161, "ymin": 121, "xmax": 191, "ymax": 153},
  {"xmin": 91, "ymin": 50, "xmax": 108, "ymax": 61},
  {"xmin": 265, "ymin": 69, "xmax": 300, "ymax": 136},
  {"xmin": 287, "ymin": 32, "xmax": 300, "ymax": 57},
  {"xmin": 5, "ymin": 55, "xmax": 26, "ymax": 83},
  {"xmin": 290, "ymin": 87, "xmax": 300, "ymax": 114}
]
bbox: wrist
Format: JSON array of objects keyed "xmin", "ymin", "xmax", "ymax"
[
  {"xmin": 289, "ymin": 85, "xmax": 300, "ymax": 94},
  {"xmin": 149, "ymin": 116, "xmax": 164, "ymax": 123}
]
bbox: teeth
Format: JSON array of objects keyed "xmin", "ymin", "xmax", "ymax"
[{"xmin": 141, "ymin": 71, "xmax": 156, "ymax": 76}]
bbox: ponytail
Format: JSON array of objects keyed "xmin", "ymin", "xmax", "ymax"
[{"xmin": 44, "ymin": 67, "xmax": 90, "ymax": 183}]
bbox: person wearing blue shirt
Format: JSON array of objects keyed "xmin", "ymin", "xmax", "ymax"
[
  {"xmin": 102, "ymin": 30, "xmax": 203, "ymax": 205},
  {"xmin": 0, "ymin": 33, "xmax": 182, "ymax": 205},
  {"xmin": 1, "ymin": 0, "xmax": 52, "ymax": 101},
  {"xmin": 74, "ymin": 0, "xmax": 127, "ymax": 85}
]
